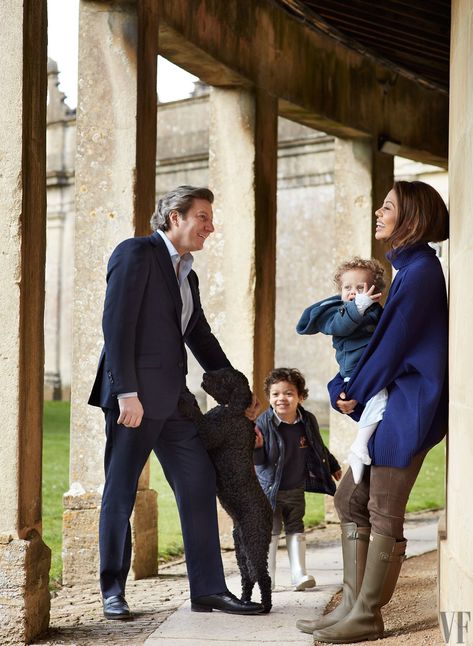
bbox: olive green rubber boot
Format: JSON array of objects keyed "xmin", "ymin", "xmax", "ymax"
[
  {"xmin": 312, "ymin": 532, "xmax": 406, "ymax": 643},
  {"xmin": 296, "ymin": 523, "xmax": 370, "ymax": 634}
]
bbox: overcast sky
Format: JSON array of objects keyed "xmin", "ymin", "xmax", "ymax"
[{"xmin": 47, "ymin": 0, "xmax": 197, "ymax": 109}]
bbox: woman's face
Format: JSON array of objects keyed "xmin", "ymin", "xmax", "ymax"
[{"xmin": 375, "ymin": 189, "xmax": 398, "ymax": 241}]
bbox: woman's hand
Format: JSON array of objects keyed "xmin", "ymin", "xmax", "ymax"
[
  {"xmin": 336, "ymin": 392, "xmax": 358, "ymax": 414},
  {"xmin": 332, "ymin": 469, "xmax": 343, "ymax": 481},
  {"xmin": 254, "ymin": 425, "xmax": 264, "ymax": 449}
]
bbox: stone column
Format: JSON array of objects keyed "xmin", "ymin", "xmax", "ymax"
[
  {"xmin": 439, "ymin": 0, "xmax": 473, "ymax": 632},
  {"xmin": 206, "ymin": 86, "xmax": 277, "ymax": 542},
  {"xmin": 0, "ymin": 2, "xmax": 51, "ymax": 644},
  {"xmin": 64, "ymin": 0, "xmax": 159, "ymax": 584},
  {"xmin": 325, "ymin": 137, "xmax": 393, "ymax": 521}
]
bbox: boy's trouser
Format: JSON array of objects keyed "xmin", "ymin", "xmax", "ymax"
[
  {"xmin": 334, "ymin": 451, "xmax": 427, "ymax": 539},
  {"xmin": 272, "ymin": 487, "xmax": 305, "ymax": 535}
]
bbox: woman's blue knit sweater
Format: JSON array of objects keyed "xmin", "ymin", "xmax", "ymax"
[{"xmin": 328, "ymin": 243, "xmax": 448, "ymax": 468}]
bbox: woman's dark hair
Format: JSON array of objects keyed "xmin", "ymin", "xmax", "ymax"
[
  {"xmin": 387, "ymin": 180, "xmax": 449, "ymax": 249},
  {"xmin": 263, "ymin": 368, "xmax": 309, "ymax": 400}
]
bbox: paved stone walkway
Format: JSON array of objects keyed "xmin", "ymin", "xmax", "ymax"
[
  {"xmin": 146, "ymin": 515, "xmax": 438, "ymax": 645},
  {"xmin": 31, "ymin": 512, "xmax": 440, "ymax": 646}
]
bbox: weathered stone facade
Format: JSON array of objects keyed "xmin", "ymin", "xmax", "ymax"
[
  {"xmin": 44, "ymin": 59, "xmax": 76, "ymax": 401},
  {"xmin": 45, "ymin": 80, "xmax": 448, "ymax": 423},
  {"xmin": 6, "ymin": 1, "xmax": 473, "ymax": 642},
  {"xmin": 0, "ymin": 2, "xmax": 51, "ymax": 643}
]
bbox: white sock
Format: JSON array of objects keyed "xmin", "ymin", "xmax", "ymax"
[
  {"xmin": 350, "ymin": 423, "xmax": 377, "ymax": 465},
  {"xmin": 348, "ymin": 451, "xmax": 365, "ymax": 484}
]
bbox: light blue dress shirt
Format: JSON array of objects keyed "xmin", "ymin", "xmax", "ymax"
[{"xmin": 156, "ymin": 229, "xmax": 194, "ymax": 334}]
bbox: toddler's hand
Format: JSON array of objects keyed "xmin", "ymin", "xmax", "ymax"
[{"xmin": 364, "ymin": 283, "xmax": 382, "ymax": 302}]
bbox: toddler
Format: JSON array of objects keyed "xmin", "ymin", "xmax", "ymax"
[{"xmin": 296, "ymin": 257, "xmax": 387, "ymax": 483}]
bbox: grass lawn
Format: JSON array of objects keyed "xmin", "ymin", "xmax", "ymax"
[
  {"xmin": 42, "ymin": 401, "xmax": 70, "ymax": 586},
  {"xmin": 43, "ymin": 404, "xmax": 446, "ymax": 582}
]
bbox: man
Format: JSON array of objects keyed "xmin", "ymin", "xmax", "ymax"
[{"xmin": 89, "ymin": 186, "xmax": 263, "ymax": 619}]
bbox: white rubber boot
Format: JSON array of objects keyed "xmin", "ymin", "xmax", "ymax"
[
  {"xmin": 268, "ymin": 534, "xmax": 279, "ymax": 591},
  {"xmin": 286, "ymin": 533, "xmax": 316, "ymax": 591}
]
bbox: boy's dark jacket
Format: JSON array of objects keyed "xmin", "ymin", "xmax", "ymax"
[
  {"xmin": 253, "ymin": 406, "xmax": 341, "ymax": 510},
  {"xmin": 296, "ymin": 296, "xmax": 383, "ymax": 378}
]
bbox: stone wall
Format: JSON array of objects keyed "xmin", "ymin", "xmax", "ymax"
[
  {"xmin": 44, "ymin": 59, "xmax": 76, "ymax": 400},
  {"xmin": 154, "ymin": 93, "xmax": 339, "ymax": 420},
  {"xmin": 439, "ymin": 0, "xmax": 473, "ymax": 640},
  {"xmin": 45, "ymin": 73, "xmax": 448, "ymax": 425}
]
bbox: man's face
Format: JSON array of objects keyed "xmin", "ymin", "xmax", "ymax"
[{"xmin": 168, "ymin": 198, "xmax": 214, "ymax": 255}]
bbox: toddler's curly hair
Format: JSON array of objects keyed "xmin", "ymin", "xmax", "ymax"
[
  {"xmin": 333, "ymin": 257, "xmax": 386, "ymax": 292},
  {"xmin": 263, "ymin": 368, "xmax": 309, "ymax": 400}
]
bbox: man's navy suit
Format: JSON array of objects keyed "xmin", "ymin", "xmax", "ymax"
[{"xmin": 89, "ymin": 231, "xmax": 231, "ymax": 599}]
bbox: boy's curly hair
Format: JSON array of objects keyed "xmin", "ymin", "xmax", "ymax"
[
  {"xmin": 263, "ymin": 368, "xmax": 309, "ymax": 400},
  {"xmin": 333, "ymin": 257, "xmax": 386, "ymax": 292}
]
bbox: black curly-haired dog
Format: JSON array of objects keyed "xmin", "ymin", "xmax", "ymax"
[{"xmin": 179, "ymin": 367, "xmax": 273, "ymax": 613}]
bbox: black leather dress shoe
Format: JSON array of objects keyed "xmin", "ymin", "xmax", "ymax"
[
  {"xmin": 103, "ymin": 594, "xmax": 133, "ymax": 620},
  {"xmin": 191, "ymin": 591, "xmax": 264, "ymax": 614}
]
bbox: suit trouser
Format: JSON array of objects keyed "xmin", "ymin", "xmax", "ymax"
[
  {"xmin": 333, "ymin": 451, "xmax": 427, "ymax": 539},
  {"xmin": 99, "ymin": 405, "xmax": 227, "ymax": 599}
]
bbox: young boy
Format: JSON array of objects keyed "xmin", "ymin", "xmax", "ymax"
[
  {"xmin": 254, "ymin": 368, "xmax": 342, "ymax": 591},
  {"xmin": 296, "ymin": 257, "xmax": 387, "ymax": 483}
]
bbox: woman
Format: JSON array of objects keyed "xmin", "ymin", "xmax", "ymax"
[{"xmin": 296, "ymin": 180, "xmax": 448, "ymax": 643}]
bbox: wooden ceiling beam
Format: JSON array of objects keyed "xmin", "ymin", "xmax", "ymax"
[{"xmin": 158, "ymin": 0, "xmax": 448, "ymax": 166}]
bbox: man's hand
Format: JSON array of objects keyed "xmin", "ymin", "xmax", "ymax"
[
  {"xmin": 254, "ymin": 425, "xmax": 264, "ymax": 449},
  {"xmin": 244, "ymin": 393, "xmax": 261, "ymax": 422},
  {"xmin": 117, "ymin": 396, "xmax": 144, "ymax": 428},
  {"xmin": 336, "ymin": 391, "xmax": 357, "ymax": 414},
  {"xmin": 332, "ymin": 469, "xmax": 343, "ymax": 481}
]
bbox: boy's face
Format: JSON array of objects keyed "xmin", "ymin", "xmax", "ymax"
[
  {"xmin": 268, "ymin": 380, "xmax": 304, "ymax": 423},
  {"xmin": 340, "ymin": 268, "xmax": 374, "ymax": 302}
]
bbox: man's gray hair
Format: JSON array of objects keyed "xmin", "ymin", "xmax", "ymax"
[{"xmin": 150, "ymin": 185, "xmax": 214, "ymax": 232}]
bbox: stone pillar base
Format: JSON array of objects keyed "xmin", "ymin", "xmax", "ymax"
[
  {"xmin": 63, "ymin": 488, "xmax": 159, "ymax": 585},
  {"xmin": 0, "ymin": 531, "xmax": 51, "ymax": 645},
  {"xmin": 131, "ymin": 488, "xmax": 158, "ymax": 578},
  {"xmin": 62, "ymin": 491, "xmax": 101, "ymax": 586}
]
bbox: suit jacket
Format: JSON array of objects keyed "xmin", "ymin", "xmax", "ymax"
[{"xmin": 88, "ymin": 231, "xmax": 231, "ymax": 419}]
